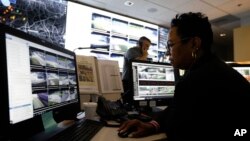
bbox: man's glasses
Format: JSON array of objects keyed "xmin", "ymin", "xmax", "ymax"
[{"xmin": 166, "ymin": 37, "xmax": 191, "ymax": 53}]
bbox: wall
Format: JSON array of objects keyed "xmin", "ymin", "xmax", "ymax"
[{"xmin": 233, "ymin": 24, "xmax": 250, "ymax": 61}]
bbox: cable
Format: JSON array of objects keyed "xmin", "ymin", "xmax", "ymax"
[{"xmin": 73, "ymin": 47, "xmax": 91, "ymax": 52}]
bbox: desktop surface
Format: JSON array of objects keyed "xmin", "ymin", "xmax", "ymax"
[
  {"xmin": 91, "ymin": 126, "xmax": 167, "ymax": 141},
  {"xmin": 29, "ymin": 119, "xmax": 104, "ymax": 141}
]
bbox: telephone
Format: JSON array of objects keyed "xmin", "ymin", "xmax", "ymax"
[{"xmin": 96, "ymin": 96, "xmax": 127, "ymax": 120}]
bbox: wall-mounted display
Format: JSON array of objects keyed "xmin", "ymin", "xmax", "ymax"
[
  {"xmin": 0, "ymin": 0, "xmax": 67, "ymax": 47},
  {"xmin": 92, "ymin": 13, "xmax": 111, "ymax": 32},
  {"xmin": 158, "ymin": 27, "xmax": 169, "ymax": 62},
  {"xmin": 65, "ymin": 1, "xmax": 168, "ymax": 70},
  {"xmin": 112, "ymin": 18, "xmax": 128, "ymax": 36}
]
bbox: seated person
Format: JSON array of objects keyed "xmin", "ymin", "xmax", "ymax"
[{"xmin": 118, "ymin": 12, "xmax": 250, "ymax": 141}]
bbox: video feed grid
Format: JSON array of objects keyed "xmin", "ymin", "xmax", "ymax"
[
  {"xmin": 133, "ymin": 63, "xmax": 175, "ymax": 99},
  {"xmin": 138, "ymin": 86, "xmax": 174, "ymax": 97},
  {"xmin": 138, "ymin": 80, "xmax": 175, "ymax": 97},
  {"xmin": 33, "ymin": 86, "xmax": 78, "ymax": 114},
  {"xmin": 29, "ymin": 47, "xmax": 78, "ymax": 114}
]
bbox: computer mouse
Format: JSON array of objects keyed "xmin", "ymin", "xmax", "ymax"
[
  {"xmin": 76, "ymin": 112, "xmax": 85, "ymax": 119},
  {"xmin": 118, "ymin": 127, "xmax": 137, "ymax": 138}
]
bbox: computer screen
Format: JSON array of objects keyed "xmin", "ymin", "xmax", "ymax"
[
  {"xmin": 0, "ymin": 24, "xmax": 80, "ymax": 139},
  {"xmin": 65, "ymin": 1, "xmax": 165, "ymax": 71},
  {"xmin": 131, "ymin": 61, "xmax": 178, "ymax": 108},
  {"xmin": 228, "ymin": 63, "xmax": 250, "ymax": 83}
]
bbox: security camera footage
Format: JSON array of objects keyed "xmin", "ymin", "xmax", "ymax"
[
  {"xmin": 30, "ymin": 47, "xmax": 77, "ymax": 112},
  {"xmin": 132, "ymin": 62, "xmax": 175, "ymax": 100}
]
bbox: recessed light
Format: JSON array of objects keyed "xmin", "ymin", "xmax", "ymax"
[
  {"xmin": 148, "ymin": 8, "xmax": 157, "ymax": 13},
  {"xmin": 124, "ymin": 1, "xmax": 134, "ymax": 6},
  {"xmin": 220, "ymin": 33, "xmax": 226, "ymax": 37},
  {"xmin": 237, "ymin": 3, "xmax": 242, "ymax": 7}
]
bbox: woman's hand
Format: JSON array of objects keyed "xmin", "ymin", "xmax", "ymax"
[{"xmin": 118, "ymin": 119, "xmax": 155, "ymax": 138}]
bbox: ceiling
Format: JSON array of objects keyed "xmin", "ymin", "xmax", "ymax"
[{"xmin": 71, "ymin": 0, "xmax": 250, "ymax": 60}]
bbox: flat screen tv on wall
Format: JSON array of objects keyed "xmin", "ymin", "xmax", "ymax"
[{"xmin": 0, "ymin": 0, "xmax": 67, "ymax": 47}]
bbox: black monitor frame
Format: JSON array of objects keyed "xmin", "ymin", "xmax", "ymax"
[
  {"xmin": 0, "ymin": 24, "xmax": 81, "ymax": 140},
  {"xmin": 131, "ymin": 60, "xmax": 179, "ymax": 110}
]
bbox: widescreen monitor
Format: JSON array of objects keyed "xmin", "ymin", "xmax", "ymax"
[
  {"xmin": 131, "ymin": 61, "xmax": 178, "ymax": 108},
  {"xmin": 0, "ymin": 24, "xmax": 80, "ymax": 140},
  {"xmin": 228, "ymin": 63, "xmax": 250, "ymax": 83}
]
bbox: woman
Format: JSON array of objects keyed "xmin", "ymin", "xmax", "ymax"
[{"xmin": 118, "ymin": 12, "xmax": 250, "ymax": 141}]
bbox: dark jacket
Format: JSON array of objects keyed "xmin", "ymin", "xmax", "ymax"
[{"xmin": 156, "ymin": 53, "xmax": 250, "ymax": 141}]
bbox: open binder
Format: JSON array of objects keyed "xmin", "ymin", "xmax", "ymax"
[{"xmin": 76, "ymin": 55, "xmax": 124, "ymax": 95}]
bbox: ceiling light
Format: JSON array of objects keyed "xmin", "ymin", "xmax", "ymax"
[
  {"xmin": 148, "ymin": 8, "xmax": 157, "ymax": 13},
  {"xmin": 237, "ymin": 3, "xmax": 242, "ymax": 7},
  {"xmin": 124, "ymin": 1, "xmax": 134, "ymax": 6},
  {"xmin": 220, "ymin": 33, "xmax": 226, "ymax": 37}
]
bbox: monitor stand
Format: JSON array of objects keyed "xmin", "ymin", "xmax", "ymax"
[
  {"xmin": 41, "ymin": 111, "xmax": 58, "ymax": 132},
  {"xmin": 136, "ymin": 105, "xmax": 167, "ymax": 117},
  {"xmin": 29, "ymin": 112, "xmax": 69, "ymax": 141}
]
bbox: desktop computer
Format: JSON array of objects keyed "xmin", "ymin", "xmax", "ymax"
[
  {"xmin": 131, "ymin": 60, "xmax": 179, "ymax": 113},
  {"xmin": 0, "ymin": 24, "xmax": 103, "ymax": 140}
]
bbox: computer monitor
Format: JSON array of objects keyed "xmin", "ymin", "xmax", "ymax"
[
  {"xmin": 131, "ymin": 60, "xmax": 178, "ymax": 109},
  {"xmin": 0, "ymin": 0, "xmax": 68, "ymax": 47},
  {"xmin": 228, "ymin": 63, "xmax": 250, "ymax": 83},
  {"xmin": 0, "ymin": 24, "xmax": 80, "ymax": 140}
]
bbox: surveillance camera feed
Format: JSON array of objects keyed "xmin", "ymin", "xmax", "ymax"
[
  {"xmin": 30, "ymin": 47, "xmax": 77, "ymax": 113},
  {"xmin": 65, "ymin": 1, "xmax": 166, "ymax": 71},
  {"xmin": 132, "ymin": 61, "xmax": 175, "ymax": 102}
]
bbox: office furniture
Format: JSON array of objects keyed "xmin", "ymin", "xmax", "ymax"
[{"xmin": 91, "ymin": 126, "xmax": 167, "ymax": 141}]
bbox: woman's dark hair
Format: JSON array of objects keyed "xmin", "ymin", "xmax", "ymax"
[{"xmin": 171, "ymin": 12, "xmax": 213, "ymax": 52}]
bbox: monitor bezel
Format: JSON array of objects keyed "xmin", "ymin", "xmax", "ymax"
[{"xmin": 0, "ymin": 23, "xmax": 81, "ymax": 139}]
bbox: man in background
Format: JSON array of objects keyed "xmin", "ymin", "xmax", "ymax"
[{"xmin": 121, "ymin": 36, "xmax": 151, "ymax": 107}]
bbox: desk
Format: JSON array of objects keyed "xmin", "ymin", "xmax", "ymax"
[{"xmin": 91, "ymin": 126, "xmax": 167, "ymax": 141}]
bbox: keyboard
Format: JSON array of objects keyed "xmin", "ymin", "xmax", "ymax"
[{"xmin": 49, "ymin": 119, "xmax": 104, "ymax": 141}]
